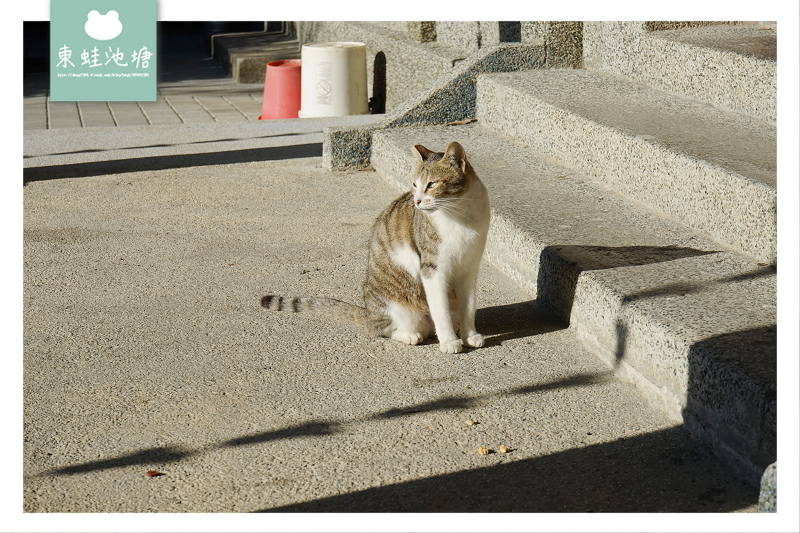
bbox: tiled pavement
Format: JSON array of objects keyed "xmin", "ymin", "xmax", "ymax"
[
  {"xmin": 24, "ymin": 74, "xmax": 267, "ymax": 130},
  {"xmin": 23, "ymin": 25, "xmax": 272, "ymax": 131}
]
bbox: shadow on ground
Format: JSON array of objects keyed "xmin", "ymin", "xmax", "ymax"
[
  {"xmin": 42, "ymin": 446, "xmax": 194, "ymax": 477},
  {"xmin": 260, "ymin": 425, "xmax": 757, "ymax": 512},
  {"xmin": 37, "ymin": 383, "xmax": 758, "ymax": 512},
  {"xmin": 23, "ymin": 143, "xmax": 322, "ymax": 183},
  {"xmin": 476, "ymin": 298, "xmax": 566, "ymax": 347}
]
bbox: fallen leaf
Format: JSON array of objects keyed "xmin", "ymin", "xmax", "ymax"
[{"xmin": 146, "ymin": 470, "xmax": 165, "ymax": 477}]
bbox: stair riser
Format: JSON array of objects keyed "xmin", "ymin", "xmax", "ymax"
[
  {"xmin": 476, "ymin": 77, "xmax": 776, "ymax": 264},
  {"xmin": 569, "ymin": 264, "xmax": 776, "ymax": 486}
]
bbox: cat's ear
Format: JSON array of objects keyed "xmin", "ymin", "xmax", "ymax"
[
  {"xmin": 414, "ymin": 144, "xmax": 435, "ymax": 162},
  {"xmin": 444, "ymin": 142, "xmax": 467, "ymax": 173}
]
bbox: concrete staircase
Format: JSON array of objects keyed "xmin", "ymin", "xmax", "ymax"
[{"xmin": 362, "ymin": 22, "xmax": 776, "ymax": 487}]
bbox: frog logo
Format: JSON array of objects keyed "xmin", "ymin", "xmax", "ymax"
[{"xmin": 84, "ymin": 10, "xmax": 123, "ymax": 41}]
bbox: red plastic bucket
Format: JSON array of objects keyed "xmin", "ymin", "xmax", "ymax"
[{"xmin": 258, "ymin": 59, "xmax": 302, "ymax": 120}]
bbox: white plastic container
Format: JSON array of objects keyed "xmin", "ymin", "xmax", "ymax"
[{"xmin": 298, "ymin": 42, "xmax": 369, "ymax": 118}]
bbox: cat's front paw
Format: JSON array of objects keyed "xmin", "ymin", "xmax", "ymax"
[
  {"xmin": 392, "ymin": 331, "xmax": 424, "ymax": 346},
  {"xmin": 439, "ymin": 338, "xmax": 463, "ymax": 354},
  {"xmin": 465, "ymin": 333, "xmax": 485, "ymax": 348}
]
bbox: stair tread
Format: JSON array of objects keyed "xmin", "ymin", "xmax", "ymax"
[
  {"xmin": 649, "ymin": 24, "xmax": 776, "ymax": 62},
  {"xmin": 481, "ymin": 69, "xmax": 776, "ymax": 188}
]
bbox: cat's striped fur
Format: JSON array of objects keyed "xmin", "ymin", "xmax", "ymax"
[
  {"xmin": 261, "ymin": 141, "xmax": 490, "ymax": 354},
  {"xmin": 260, "ymin": 295, "xmax": 365, "ymax": 324}
]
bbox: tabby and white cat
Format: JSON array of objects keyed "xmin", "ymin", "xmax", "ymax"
[{"xmin": 261, "ymin": 141, "xmax": 490, "ymax": 354}]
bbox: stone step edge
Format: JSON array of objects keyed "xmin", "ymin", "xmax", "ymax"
[
  {"xmin": 369, "ymin": 126, "xmax": 775, "ymax": 486},
  {"xmin": 475, "ymin": 72, "xmax": 776, "ymax": 264},
  {"xmin": 633, "ymin": 26, "xmax": 775, "ymax": 122}
]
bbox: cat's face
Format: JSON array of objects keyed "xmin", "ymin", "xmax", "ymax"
[{"xmin": 411, "ymin": 142, "xmax": 469, "ymax": 211}]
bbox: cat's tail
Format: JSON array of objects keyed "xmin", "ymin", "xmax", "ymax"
[{"xmin": 260, "ymin": 295, "xmax": 367, "ymax": 326}]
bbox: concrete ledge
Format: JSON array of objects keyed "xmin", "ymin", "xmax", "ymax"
[
  {"xmin": 583, "ymin": 22, "xmax": 776, "ymax": 122},
  {"xmin": 23, "ymin": 115, "xmax": 383, "ymax": 175},
  {"xmin": 477, "ymin": 69, "xmax": 776, "ymax": 263},
  {"xmin": 321, "ymin": 42, "xmax": 545, "ymax": 171},
  {"xmin": 369, "ymin": 123, "xmax": 776, "ymax": 487},
  {"xmin": 519, "ymin": 22, "xmax": 583, "ymax": 67},
  {"xmin": 322, "ymin": 127, "xmax": 375, "ymax": 171}
]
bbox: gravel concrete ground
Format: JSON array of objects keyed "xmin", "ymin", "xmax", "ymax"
[{"xmin": 22, "ymin": 153, "xmax": 759, "ymax": 518}]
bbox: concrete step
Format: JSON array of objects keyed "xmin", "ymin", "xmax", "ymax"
[
  {"xmin": 211, "ymin": 29, "xmax": 301, "ymax": 84},
  {"xmin": 476, "ymin": 69, "xmax": 776, "ymax": 264},
  {"xmin": 585, "ymin": 23, "xmax": 776, "ymax": 122},
  {"xmin": 370, "ymin": 123, "xmax": 776, "ymax": 485},
  {"xmin": 22, "ymin": 114, "xmax": 384, "ymax": 182}
]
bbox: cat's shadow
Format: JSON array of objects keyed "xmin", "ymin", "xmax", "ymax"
[
  {"xmin": 474, "ymin": 299, "xmax": 566, "ymax": 348},
  {"xmin": 411, "ymin": 299, "xmax": 562, "ymax": 350}
]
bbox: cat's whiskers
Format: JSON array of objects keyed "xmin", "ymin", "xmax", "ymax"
[{"xmin": 427, "ymin": 197, "xmax": 473, "ymax": 218}]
